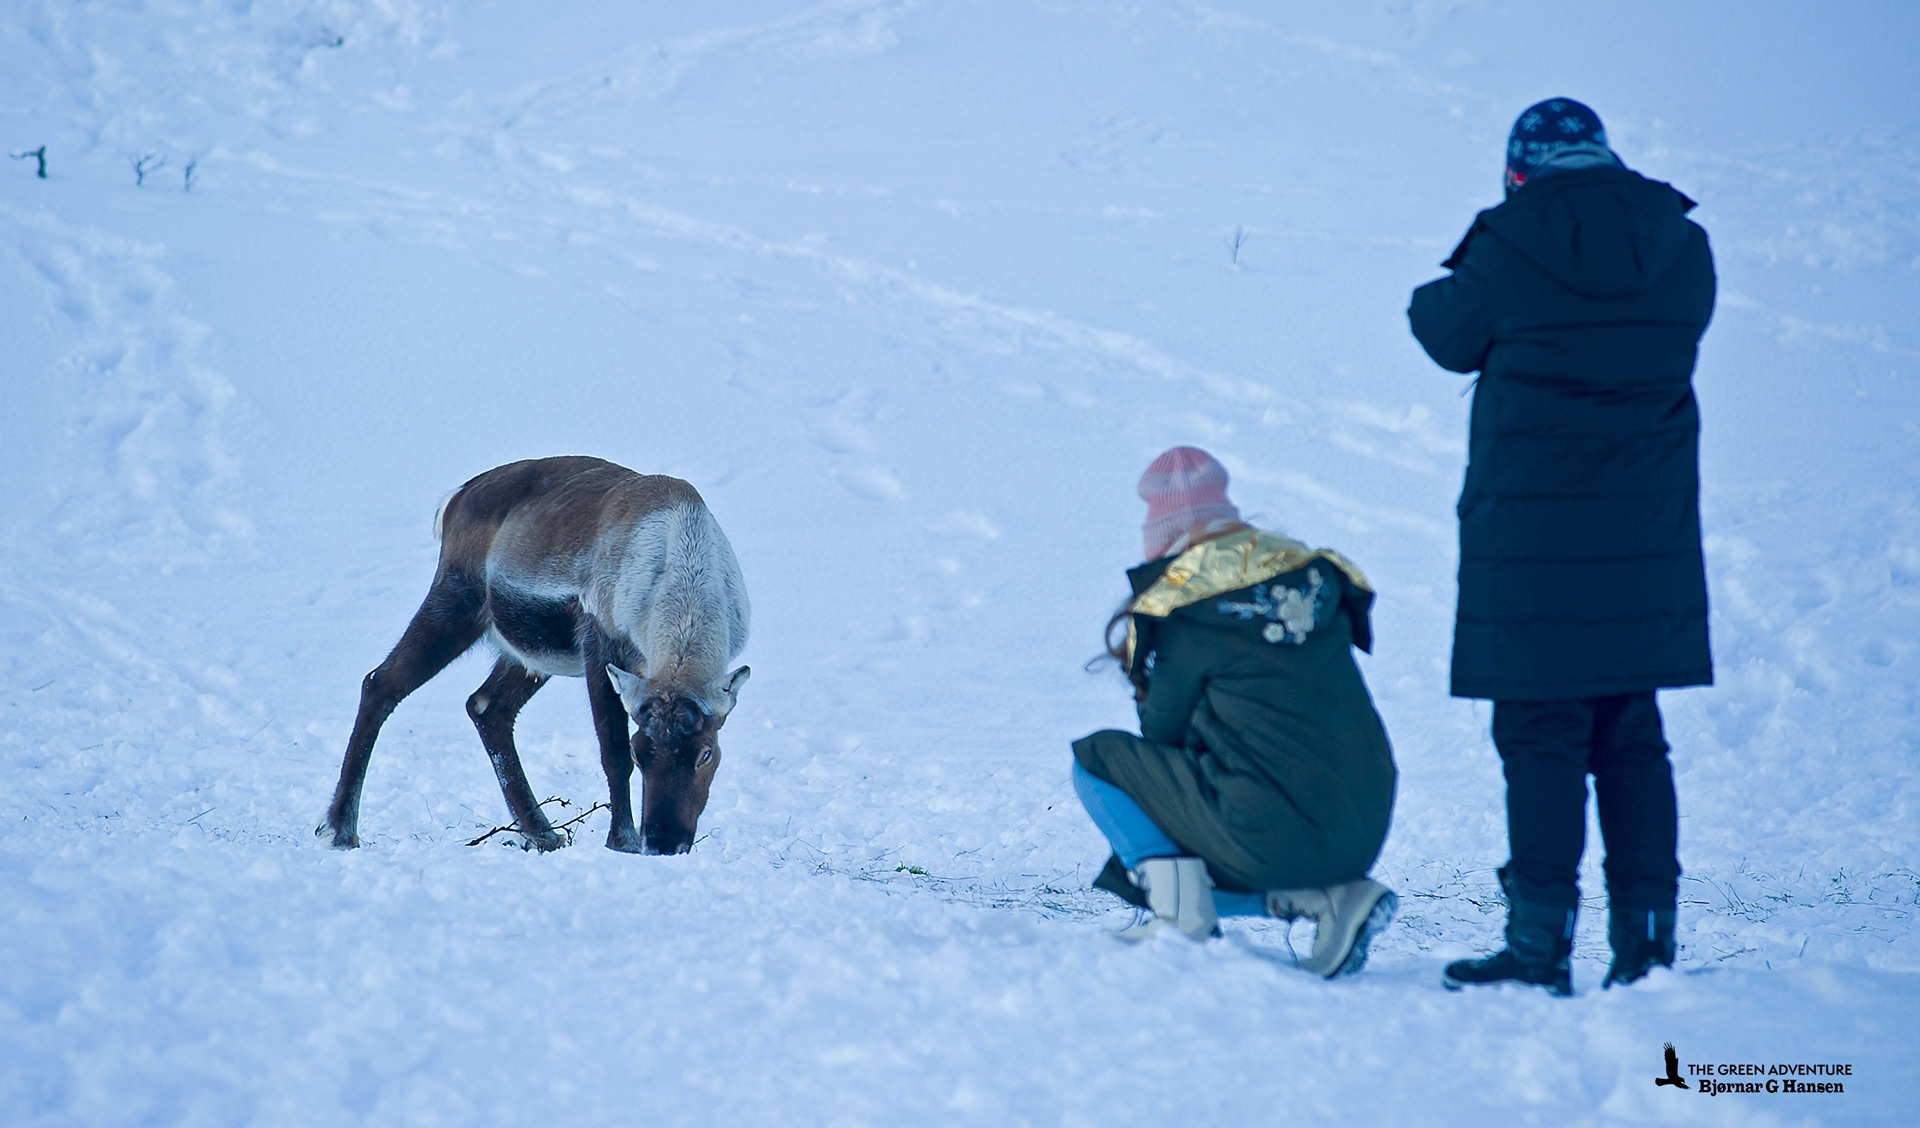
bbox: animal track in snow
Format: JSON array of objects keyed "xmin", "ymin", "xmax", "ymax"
[
  {"xmin": 927, "ymin": 511, "xmax": 1001, "ymax": 540},
  {"xmin": 6, "ymin": 204, "xmax": 249, "ymax": 564},
  {"xmin": 1227, "ymin": 462, "xmax": 1450, "ymax": 540},
  {"xmin": 801, "ymin": 388, "xmax": 905, "ymax": 500},
  {"xmin": 808, "ymin": 415, "xmax": 870, "ymax": 455},
  {"xmin": 831, "ymin": 465, "xmax": 907, "ymax": 503},
  {"xmin": 496, "ymin": 1, "xmax": 909, "ymax": 131},
  {"xmin": 1313, "ymin": 401, "xmax": 1464, "ymax": 476},
  {"xmin": 1059, "ymin": 115, "xmax": 1168, "ymax": 175}
]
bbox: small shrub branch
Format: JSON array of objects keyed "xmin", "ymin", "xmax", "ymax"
[
  {"xmin": 465, "ymin": 796, "xmax": 609, "ymax": 847},
  {"xmin": 10, "ymin": 146, "xmax": 47, "ymax": 178},
  {"xmin": 1225, "ymin": 224, "xmax": 1249, "ymax": 266}
]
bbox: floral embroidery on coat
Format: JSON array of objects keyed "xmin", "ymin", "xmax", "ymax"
[{"xmin": 1215, "ymin": 568, "xmax": 1328, "ymax": 645}]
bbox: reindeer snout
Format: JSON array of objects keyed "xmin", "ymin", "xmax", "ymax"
[{"xmin": 641, "ymin": 829, "xmax": 695, "ymax": 855}]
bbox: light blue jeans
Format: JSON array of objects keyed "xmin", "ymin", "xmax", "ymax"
[{"xmin": 1072, "ymin": 762, "xmax": 1267, "ymax": 917}]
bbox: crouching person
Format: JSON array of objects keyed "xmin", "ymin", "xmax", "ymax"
[{"xmin": 1072, "ymin": 447, "xmax": 1399, "ymax": 977}]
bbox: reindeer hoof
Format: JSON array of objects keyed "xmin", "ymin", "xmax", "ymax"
[
  {"xmin": 605, "ymin": 826, "xmax": 646, "ymax": 854},
  {"xmin": 315, "ymin": 822, "xmax": 359, "ymax": 849},
  {"xmin": 520, "ymin": 830, "xmax": 567, "ymax": 852}
]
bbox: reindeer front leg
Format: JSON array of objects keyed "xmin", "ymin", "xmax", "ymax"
[{"xmin": 582, "ymin": 625, "xmax": 645, "ymax": 853}]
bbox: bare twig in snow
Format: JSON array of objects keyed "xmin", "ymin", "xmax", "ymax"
[
  {"xmin": 11, "ymin": 146, "xmax": 47, "ymax": 178},
  {"xmin": 1225, "ymin": 224, "xmax": 1249, "ymax": 266},
  {"xmin": 465, "ymin": 796, "xmax": 608, "ymax": 847}
]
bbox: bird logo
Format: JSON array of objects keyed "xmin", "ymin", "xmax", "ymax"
[{"xmin": 1656, "ymin": 1043, "xmax": 1689, "ymax": 1089}]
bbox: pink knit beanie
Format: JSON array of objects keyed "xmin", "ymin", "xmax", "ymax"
[{"xmin": 1138, "ymin": 446, "xmax": 1240, "ymax": 560}]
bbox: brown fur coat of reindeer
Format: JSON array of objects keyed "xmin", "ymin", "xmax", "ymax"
[{"xmin": 318, "ymin": 457, "xmax": 750, "ymax": 854}]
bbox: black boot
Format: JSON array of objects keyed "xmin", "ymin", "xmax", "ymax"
[
  {"xmin": 1603, "ymin": 906, "xmax": 1675, "ymax": 988},
  {"xmin": 1443, "ymin": 897, "xmax": 1575, "ymax": 997}
]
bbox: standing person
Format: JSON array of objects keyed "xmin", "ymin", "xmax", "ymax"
[
  {"xmin": 1071, "ymin": 447, "xmax": 1399, "ymax": 978},
  {"xmin": 1408, "ymin": 98, "xmax": 1716, "ymax": 995}
]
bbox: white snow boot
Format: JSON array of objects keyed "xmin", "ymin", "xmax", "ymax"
[
  {"xmin": 1115, "ymin": 856, "xmax": 1219, "ymax": 942},
  {"xmin": 1266, "ymin": 877, "xmax": 1397, "ymax": 977}
]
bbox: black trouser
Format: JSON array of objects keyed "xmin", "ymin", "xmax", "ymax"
[{"xmin": 1493, "ymin": 693, "xmax": 1680, "ymax": 914}]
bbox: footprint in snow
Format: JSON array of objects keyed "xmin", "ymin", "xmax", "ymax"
[
  {"xmin": 831, "ymin": 465, "xmax": 906, "ymax": 502},
  {"xmin": 927, "ymin": 511, "xmax": 1000, "ymax": 540},
  {"xmin": 808, "ymin": 416, "xmax": 868, "ymax": 454}
]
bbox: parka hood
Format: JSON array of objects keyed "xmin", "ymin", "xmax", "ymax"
[{"xmin": 1447, "ymin": 166, "xmax": 1699, "ymax": 300}]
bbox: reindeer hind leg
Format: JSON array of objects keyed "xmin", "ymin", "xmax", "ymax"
[
  {"xmin": 467, "ymin": 656, "xmax": 563, "ymax": 851},
  {"xmin": 319, "ymin": 570, "xmax": 487, "ymax": 848}
]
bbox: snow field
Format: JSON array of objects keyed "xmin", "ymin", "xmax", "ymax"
[{"xmin": 3, "ymin": 2, "xmax": 1918, "ymax": 1124}]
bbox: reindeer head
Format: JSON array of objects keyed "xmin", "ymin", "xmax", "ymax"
[{"xmin": 605, "ymin": 664, "xmax": 750, "ymax": 854}]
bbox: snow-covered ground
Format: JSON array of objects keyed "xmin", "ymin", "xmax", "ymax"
[{"xmin": 3, "ymin": 2, "xmax": 1916, "ymax": 1124}]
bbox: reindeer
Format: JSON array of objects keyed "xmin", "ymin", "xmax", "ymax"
[{"xmin": 318, "ymin": 456, "xmax": 750, "ymax": 855}]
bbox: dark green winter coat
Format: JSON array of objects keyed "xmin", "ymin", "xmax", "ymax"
[
  {"xmin": 1073, "ymin": 529, "xmax": 1397, "ymax": 894},
  {"xmin": 1408, "ymin": 165, "xmax": 1716, "ymax": 700}
]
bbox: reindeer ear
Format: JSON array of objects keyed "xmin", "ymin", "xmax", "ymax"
[
  {"xmin": 605, "ymin": 664, "xmax": 648, "ymax": 714},
  {"xmin": 713, "ymin": 665, "xmax": 751, "ymax": 717}
]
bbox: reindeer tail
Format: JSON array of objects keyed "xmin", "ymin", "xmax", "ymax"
[{"xmin": 431, "ymin": 489, "xmax": 458, "ymax": 543}]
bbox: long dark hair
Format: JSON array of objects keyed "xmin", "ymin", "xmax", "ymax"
[
  {"xmin": 1091, "ymin": 518, "xmax": 1250, "ymax": 700},
  {"xmin": 1089, "ymin": 599, "xmax": 1150, "ymax": 701}
]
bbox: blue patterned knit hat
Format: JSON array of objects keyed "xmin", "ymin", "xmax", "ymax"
[{"xmin": 1506, "ymin": 98, "xmax": 1612, "ymax": 192}]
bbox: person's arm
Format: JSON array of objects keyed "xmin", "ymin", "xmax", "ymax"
[
  {"xmin": 1408, "ymin": 227, "xmax": 1502, "ymax": 375},
  {"xmin": 1135, "ymin": 624, "xmax": 1205, "ymax": 746}
]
